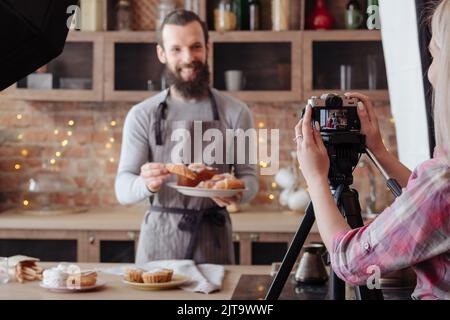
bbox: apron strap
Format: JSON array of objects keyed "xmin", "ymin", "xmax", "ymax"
[
  {"xmin": 155, "ymin": 89, "xmax": 219, "ymax": 146},
  {"xmin": 150, "ymin": 205, "xmax": 227, "ymax": 260}
]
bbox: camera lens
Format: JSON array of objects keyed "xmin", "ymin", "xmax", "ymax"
[{"xmin": 325, "ymin": 95, "xmax": 343, "ymax": 108}]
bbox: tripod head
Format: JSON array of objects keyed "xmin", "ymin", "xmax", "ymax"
[{"xmin": 322, "ymin": 132, "xmax": 366, "ymax": 189}]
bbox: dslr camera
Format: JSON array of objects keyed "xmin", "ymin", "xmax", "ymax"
[
  {"xmin": 301, "ymin": 93, "xmax": 366, "ymax": 187},
  {"xmin": 307, "ymin": 93, "xmax": 361, "ymax": 133}
]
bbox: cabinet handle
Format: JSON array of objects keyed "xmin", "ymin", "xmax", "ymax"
[
  {"xmin": 88, "ymin": 234, "xmax": 96, "ymax": 245},
  {"xmin": 232, "ymin": 233, "xmax": 240, "ymax": 241},
  {"xmin": 127, "ymin": 231, "xmax": 136, "ymax": 240},
  {"xmin": 250, "ymin": 233, "xmax": 260, "ymax": 241}
]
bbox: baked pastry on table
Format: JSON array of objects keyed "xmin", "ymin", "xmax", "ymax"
[
  {"xmin": 142, "ymin": 268, "xmax": 174, "ymax": 283},
  {"xmin": 124, "ymin": 267, "xmax": 145, "ymax": 283},
  {"xmin": 66, "ymin": 271, "xmax": 97, "ymax": 288}
]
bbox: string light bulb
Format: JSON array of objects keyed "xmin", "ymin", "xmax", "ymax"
[
  {"xmin": 269, "ymin": 194, "xmax": 275, "ymax": 200},
  {"xmin": 23, "ymin": 200, "xmax": 29, "ymax": 207},
  {"xmin": 61, "ymin": 140, "xmax": 69, "ymax": 147},
  {"xmin": 110, "ymin": 120, "xmax": 117, "ymax": 127},
  {"xmin": 258, "ymin": 122, "xmax": 265, "ymax": 128},
  {"xmin": 55, "ymin": 151, "xmax": 62, "ymax": 157},
  {"xmin": 68, "ymin": 120, "xmax": 75, "ymax": 126},
  {"xmin": 16, "ymin": 114, "xmax": 22, "ymax": 120},
  {"xmin": 21, "ymin": 149, "xmax": 28, "ymax": 157},
  {"xmin": 14, "ymin": 164, "xmax": 21, "ymax": 170}
]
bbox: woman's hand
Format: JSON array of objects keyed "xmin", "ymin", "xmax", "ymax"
[
  {"xmin": 344, "ymin": 92, "xmax": 386, "ymax": 157},
  {"xmin": 294, "ymin": 105, "xmax": 329, "ymax": 185}
]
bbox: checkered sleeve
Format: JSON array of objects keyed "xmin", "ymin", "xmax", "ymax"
[{"xmin": 330, "ymin": 158, "xmax": 450, "ymax": 286}]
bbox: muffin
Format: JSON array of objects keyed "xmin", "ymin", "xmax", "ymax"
[
  {"xmin": 142, "ymin": 268, "xmax": 174, "ymax": 283},
  {"xmin": 124, "ymin": 267, "xmax": 144, "ymax": 283}
]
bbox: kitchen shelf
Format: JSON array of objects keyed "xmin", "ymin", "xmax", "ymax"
[
  {"xmin": 302, "ymin": 30, "xmax": 389, "ymax": 101},
  {"xmin": 211, "ymin": 31, "xmax": 302, "ymax": 102},
  {"xmin": 6, "ymin": 32, "xmax": 104, "ymax": 102}
]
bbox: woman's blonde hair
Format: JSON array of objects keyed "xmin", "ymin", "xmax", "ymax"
[{"xmin": 431, "ymin": 0, "xmax": 450, "ymax": 163}]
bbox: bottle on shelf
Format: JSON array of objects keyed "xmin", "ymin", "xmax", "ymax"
[
  {"xmin": 249, "ymin": 0, "xmax": 261, "ymax": 31},
  {"xmin": 307, "ymin": 0, "xmax": 334, "ymax": 30},
  {"xmin": 271, "ymin": 0, "xmax": 290, "ymax": 31},
  {"xmin": 214, "ymin": 0, "xmax": 238, "ymax": 32},
  {"xmin": 345, "ymin": 0, "xmax": 363, "ymax": 30},
  {"xmin": 157, "ymin": 0, "xmax": 175, "ymax": 29},
  {"xmin": 115, "ymin": 0, "xmax": 132, "ymax": 31}
]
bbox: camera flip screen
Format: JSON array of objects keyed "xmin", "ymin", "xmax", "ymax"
[{"xmin": 314, "ymin": 107, "xmax": 360, "ymax": 132}]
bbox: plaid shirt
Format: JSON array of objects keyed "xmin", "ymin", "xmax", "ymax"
[{"xmin": 331, "ymin": 148, "xmax": 450, "ymax": 300}]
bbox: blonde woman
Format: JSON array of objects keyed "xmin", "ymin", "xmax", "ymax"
[{"xmin": 294, "ymin": 0, "xmax": 450, "ymax": 300}]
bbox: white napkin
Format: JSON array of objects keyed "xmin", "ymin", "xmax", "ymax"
[{"xmin": 100, "ymin": 259, "xmax": 225, "ymax": 294}]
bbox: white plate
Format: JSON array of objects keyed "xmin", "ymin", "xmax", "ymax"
[
  {"xmin": 40, "ymin": 280, "xmax": 106, "ymax": 293},
  {"xmin": 122, "ymin": 274, "xmax": 190, "ymax": 291},
  {"xmin": 167, "ymin": 182, "xmax": 246, "ymax": 198}
]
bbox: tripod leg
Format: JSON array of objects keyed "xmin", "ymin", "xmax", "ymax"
[
  {"xmin": 265, "ymin": 202, "xmax": 316, "ymax": 300},
  {"xmin": 338, "ymin": 187, "xmax": 384, "ymax": 300}
]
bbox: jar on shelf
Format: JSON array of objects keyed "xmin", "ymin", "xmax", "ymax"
[
  {"xmin": 184, "ymin": 0, "xmax": 201, "ymax": 15},
  {"xmin": 157, "ymin": 0, "xmax": 176, "ymax": 29},
  {"xmin": 271, "ymin": 0, "xmax": 289, "ymax": 31},
  {"xmin": 214, "ymin": 0, "xmax": 238, "ymax": 32},
  {"xmin": 80, "ymin": 0, "xmax": 103, "ymax": 31},
  {"xmin": 115, "ymin": 0, "xmax": 132, "ymax": 31}
]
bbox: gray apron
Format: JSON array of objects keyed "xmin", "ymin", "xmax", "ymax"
[{"xmin": 136, "ymin": 89, "xmax": 235, "ymax": 265}]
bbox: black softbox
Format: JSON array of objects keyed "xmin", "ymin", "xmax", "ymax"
[{"xmin": 0, "ymin": 0, "xmax": 78, "ymax": 91}]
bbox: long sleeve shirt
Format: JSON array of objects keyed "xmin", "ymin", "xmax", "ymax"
[
  {"xmin": 331, "ymin": 148, "xmax": 450, "ymax": 300},
  {"xmin": 115, "ymin": 88, "xmax": 259, "ymax": 207}
]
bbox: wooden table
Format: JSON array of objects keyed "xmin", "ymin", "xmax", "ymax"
[
  {"xmin": 0, "ymin": 206, "xmax": 321, "ymax": 264},
  {"xmin": 0, "ymin": 263, "xmax": 271, "ymax": 300}
]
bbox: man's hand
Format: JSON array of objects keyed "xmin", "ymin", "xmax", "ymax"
[
  {"xmin": 140, "ymin": 162, "xmax": 171, "ymax": 193},
  {"xmin": 211, "ymin": 193, "xmax": 242, "ymax": 208}
]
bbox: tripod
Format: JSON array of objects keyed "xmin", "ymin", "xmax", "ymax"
[{"xmin": 265, "ymin": 148, "xmax": 403, "ymax": 300}]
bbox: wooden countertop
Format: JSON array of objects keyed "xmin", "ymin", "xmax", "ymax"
[
  {"xmin": 0, "ymin": 206, "xmax": 318, "ymax": 234},
  {"xmin": 0, "ymin": 263, "xmax": 271, "ymax": 300}
]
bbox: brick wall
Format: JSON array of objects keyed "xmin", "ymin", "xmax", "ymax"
[{"xmin": 0, "ymin": 97, "xmax": 397, "ymax": 213}]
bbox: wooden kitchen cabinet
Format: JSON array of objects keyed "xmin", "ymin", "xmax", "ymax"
[
  {"xmin": 103, "ymin": 31, "xmax": 163, "ymax": 102},
  {"xmin": 4, "ymin": 32, "xmax": 104, "ymax": 102},
  {"xmin": 210, "ymin": 31, "xmax": 302, "ymax": 102},
  {"xmin": 302, "ymin": 30, "xmax": 388, "ymax": 101}
]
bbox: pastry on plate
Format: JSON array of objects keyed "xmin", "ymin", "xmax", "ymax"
[
  {"xmin": 166, "ymin": 163, "xmax": 218, "ymax": 187},
  {"xmin": 124, "ymin": 267, "xmax": 144, "ymax": 283},
  {"xmin": 197, "ymin": 173, "xmax": 245, "ymax": 190},
  {"xmin": 66, "ymin": 271, "xmax": 97, "ymax": 288},
  {"xmin": 142, "ymin": 268, "xmax": 174, "ymax": 283},
  {"xmin": 166, "ymin": 163, "xmax": 198, "ymax": 186}
]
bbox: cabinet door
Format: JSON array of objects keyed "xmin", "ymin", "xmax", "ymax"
[
  {"xmin": 0, "ymin": 239, "xmax": 77, "ymax": 262},
  {"xmin": 100, "ymin": 240, "xmax": 135, "ymax": 263}
]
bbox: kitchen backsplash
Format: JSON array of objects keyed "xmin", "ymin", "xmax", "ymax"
[{"xmin": 0, "ymin": 98, "xmax": 396, "ymax": 212}]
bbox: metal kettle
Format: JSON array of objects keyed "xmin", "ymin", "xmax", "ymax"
[{"xmin": 295, "ymin": 243, "xmax": 329, "ymax": 284}]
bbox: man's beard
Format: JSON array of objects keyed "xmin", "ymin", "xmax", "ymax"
[{"xmin": 164, "ymin": 60, "xmax": 210, "ymax": 99}]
